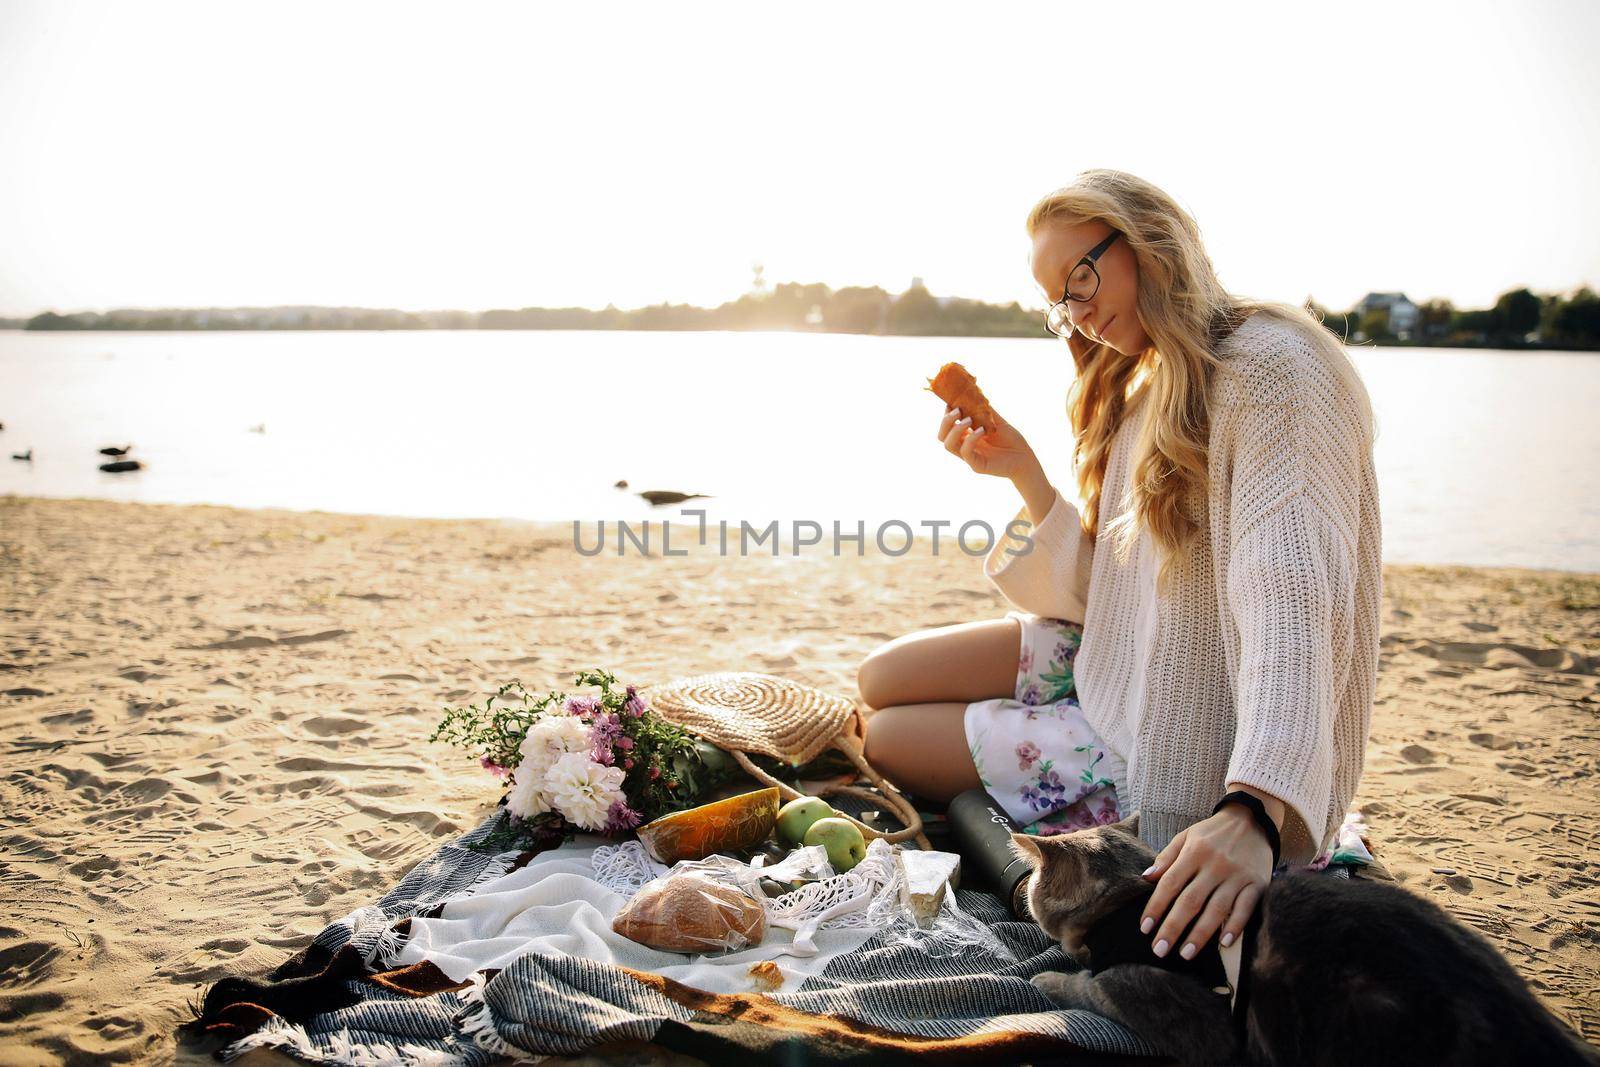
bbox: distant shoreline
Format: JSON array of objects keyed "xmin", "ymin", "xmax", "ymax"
[
  {"xmin": 1, "ymin": 324, "xmax": 1596, "ymax": 352},
  {"xmin": 7, "ymin": 279, "xmax": 1599, "ymax": 351}
]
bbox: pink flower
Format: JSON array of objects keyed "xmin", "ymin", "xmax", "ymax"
[
  {"xmin": 587, "ymin": 712, "xmax": 625, "ymax": 765},
  {"xmin": 1015, "ymin": 741, "xmax": 1041, "ymax": 771},
  {"xmin": 481, "ymin": 756, "xmax": 509, "ymax": 778},
  {"xmin": 604, "ymin": 798, "xmax": 643, "ymax": 833},
  {"xmin": 563, "ymin": 695, "xmax": 601, "ymax": 719},
  {"xmin": 623, "ymin": 758, "xmax": 634, "ymax": 770}
]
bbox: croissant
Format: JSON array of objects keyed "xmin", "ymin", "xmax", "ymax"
[{"xmin": 926, "ymin": 362, "xmax": 1000, "ymax": 435}]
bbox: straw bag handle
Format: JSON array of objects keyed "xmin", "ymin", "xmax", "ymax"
[{"xmin": 726, "ymin": 732, "xmax": 932, "ymax": 851}]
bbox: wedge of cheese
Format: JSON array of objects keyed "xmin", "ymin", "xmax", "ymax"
[{"xmin": 896, "ymin": 849, "xmax": 962, "ymax": 924}]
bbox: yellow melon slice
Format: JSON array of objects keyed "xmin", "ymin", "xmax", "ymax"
[{"xmin": 636, "ymin": 786, "xmax": 782, "ymax": 863}]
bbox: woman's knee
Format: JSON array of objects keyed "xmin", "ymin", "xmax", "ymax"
[
  {"xmin": 856, "ymin": 618, "xmax": 1020, "ymax": 710},
  {"xmin": 856, "ymin": 646, "xmax": 898, "ymax": 711},
  {"xmin": 863, "ymin": 701, "xmax": 980, "ymax": 802},
  {"xmin": 864, "ymin": 705, "xmax": 926, "ymax": 785},
  {"xmin": 861, "ymin": 702, "xmax": 902, "ymax": 769}
]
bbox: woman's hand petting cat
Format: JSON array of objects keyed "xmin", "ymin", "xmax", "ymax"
[
  {"xmin": 938, "ymin": 403, "xmax": 1037, "ymax": 481},
  {"xmin": 1136, "ymin": 805, "xmax": 1275, "ymax": 961}
]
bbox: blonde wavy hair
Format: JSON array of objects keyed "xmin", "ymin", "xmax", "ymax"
[{"xmin": 1026, "ymin": 169, "xmax": 1377, "ymax": 589}]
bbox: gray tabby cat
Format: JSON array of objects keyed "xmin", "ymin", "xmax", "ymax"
[{"xmin": 1012, "ymin": 813, "xmax": 1599, "ymax": 1067}]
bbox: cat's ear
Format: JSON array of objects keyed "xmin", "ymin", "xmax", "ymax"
[
  {"xmin": 1109, "ymin": 811, "xmax": 1140, "ymax": 838},
  {"xmin": 1009, "ymin": 832, "xmax": 1044, "ymax": 868}
]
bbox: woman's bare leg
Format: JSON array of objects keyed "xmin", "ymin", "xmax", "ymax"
[{"xmin": 856, "ymin": 617, "xmax": 1020, "ymax": 803}]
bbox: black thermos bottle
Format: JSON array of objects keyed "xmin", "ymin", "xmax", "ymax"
[{"xmin": 947, "ymin": 787, "xmax": 1033, "ymax": 919}]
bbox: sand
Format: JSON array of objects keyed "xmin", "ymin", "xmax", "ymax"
[{"xmin": 0, "ymin": 494, "xmax": 1595, "ymax": 1064}]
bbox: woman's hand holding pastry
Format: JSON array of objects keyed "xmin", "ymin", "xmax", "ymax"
[{"xmin": 938, "ymin": 403, "xmax": 1036, "ymax": 480}]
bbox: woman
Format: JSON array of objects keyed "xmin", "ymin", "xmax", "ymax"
[{"xmin": 857, "ymin": 169, "xmax": 1382, "ymax": 965}]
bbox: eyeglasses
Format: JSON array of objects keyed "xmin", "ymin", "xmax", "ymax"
[{"xmin": 1044, "ymin": 229, "xmax": 1121, "ymax": 339}]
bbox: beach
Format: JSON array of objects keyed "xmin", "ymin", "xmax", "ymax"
[{"xmin": 1, "ymin": 493, "xmax": 1595, "ymax": 1064}]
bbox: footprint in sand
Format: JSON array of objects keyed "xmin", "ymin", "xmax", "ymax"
[
  {"xmin": 1412, "ymin": 639, "xmax": 1597, "ymax": 674},
  {"xmin": 113, "ymin": 776, "xmax": 174, "ymax": 802},
  {"xmin": 276, "ymin": 756, "xmax": 390, "ymax": 773},
  {"xmin": 302, "ymin": 714, "xmax": 368, "ymax": 737},
  {"xmin": 84, "ymin": 1014, "xmax": 144, "ymax": 1040},
  {"xmin": 489, "ymin": 654, "xmax": 542, "ymax": 668},
  {"xmin": 1469, "ymin": 732, "xmax": 1520, "ymax": 750},
  {"xmin": 1400, "ymin": 743, "xmax": 1436, "ymax": 764},
  {"xmin": 0, "ymin": 940, "xmax": 62, "ymax": 986},
  {"xmin": 183, "ymin": 629, "xmax": 350, "ymax": 652},
  {"xmin": 67, "ymin": 855, "xmax": 124, "ymax": 882},
  {"xmin": 127, "ymin": 696, "xmax": 181, "ymax": 717}
]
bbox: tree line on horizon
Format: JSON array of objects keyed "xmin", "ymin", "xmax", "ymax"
[{"xmin": 11, "ymin": 280, "xmax": 1600, "ymax": 349}]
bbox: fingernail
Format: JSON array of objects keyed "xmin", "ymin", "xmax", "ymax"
[
  {"xmin": 1152, "ymin": 939, "xmax": 1169, "ymax": 957},
  {"xmin": 973, "ymin": 427, "xmax": 985, "ymax": 435},
  {"xmin": 1139, "ymin": 916, "xmax": 1154, "ymax": 934},
  {"xmin": 1180, "ymin": 942, "xmax": 1196, "ymax": 960},
  {"xmin": 1221, "ymin": 931, "xmax": 1235, "ymax": 947},
  {"xmin": 952, "ymin": 407, "xmax": 961, "ymax": 416},
  {"xmin": 1140, "ymin": 865, "xmax": 1156, "ymax": 877}
]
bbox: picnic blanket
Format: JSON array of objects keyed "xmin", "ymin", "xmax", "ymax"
[{"xmin": 180, "ymin": 798, "xmax": 1177, "ymax": 1066}]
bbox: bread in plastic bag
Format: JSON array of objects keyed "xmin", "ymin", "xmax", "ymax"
[
  {"xmin": 611, "ymin": 869, "xmax": 768, "ymax": 954},
  {"xmin": 598, "ymin": 838, "xmax": 1014, "ymax": 964}
]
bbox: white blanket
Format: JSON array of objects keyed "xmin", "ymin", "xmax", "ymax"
[{"xmin": 385, "ymin": 836, "xmax": 877, "ymax": 995}]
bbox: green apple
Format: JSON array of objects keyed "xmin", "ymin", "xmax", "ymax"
[
  {"xmin": 775, "ymin": 797, "xmax": 835, "ymax": 848},
  {"xmin": 803, "ymin": 816, "xmax": 868, "ymax": 872}
]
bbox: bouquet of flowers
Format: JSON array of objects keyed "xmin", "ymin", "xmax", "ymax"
[{"xmin": 430, "ymin": 668, "xmax": 733, "ymax": 853}]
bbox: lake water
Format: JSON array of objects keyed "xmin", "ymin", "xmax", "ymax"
[{"xmin": 1, "ymin": 329, "xmax": 1596, "ymax": 572}]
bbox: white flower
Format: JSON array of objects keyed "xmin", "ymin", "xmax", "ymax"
[
  {"xmin": 518, "ymin": 714, "xmax": 590, "ymax": 773},
  {"xmin": 505, "ymin": 761, "xmax": 550, "ymax": 819},
  {"xmin": 506, "ymin": 714, "xmax": 592, "ymax": 820},
  {"xmin": 545, "ymin": 751, "xmax": 626, "ymax": 831}
]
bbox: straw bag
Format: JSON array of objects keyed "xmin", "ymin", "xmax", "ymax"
[{"xmin": 640, "ymin": 671, "xmax": 931, "ymax": 850}]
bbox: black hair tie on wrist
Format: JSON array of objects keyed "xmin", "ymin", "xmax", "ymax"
[{"xmin": 1212, "ymin": 790, "xmax": 1281, "ymax": 870}]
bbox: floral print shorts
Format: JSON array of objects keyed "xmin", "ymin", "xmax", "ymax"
[
  {"xmin": 963, "ymin": 609, "xmax": 1125, "ymax": 836},
  {"xmin": 964, "ymin": 613, "xmax": 1374, "ymax": 873}
]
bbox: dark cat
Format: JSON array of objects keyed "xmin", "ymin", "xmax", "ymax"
[{"xmin": 1011, "ymin": 813, "xmax": 1599, "ymax": 1067}]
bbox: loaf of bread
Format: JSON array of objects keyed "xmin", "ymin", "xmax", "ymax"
[
  {"xmin": 612, "ymin": 871, "xmax": 768, "ymax": 954},
  {"xmin": 926, "ymin": 362, "xmax": 1000, "ymax": 435}
]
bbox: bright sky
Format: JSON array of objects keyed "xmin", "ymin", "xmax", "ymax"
[{"xmin": 0, "ymin": 0, "xmax": 1595, "ymax": 318}]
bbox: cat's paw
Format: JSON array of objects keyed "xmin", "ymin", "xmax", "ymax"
[{"xmin": 1030, "ymin": 969, "xmax": 1099, "ymax": 1010}]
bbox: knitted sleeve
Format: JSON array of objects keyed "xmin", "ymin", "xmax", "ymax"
[
  {"xmin": 1218, "ymin": 339, "xmax": 1368, "ymax": 866},
  {"xmin": 982, "ymin": 485, "xmax": 1094, "ymax": 624}
]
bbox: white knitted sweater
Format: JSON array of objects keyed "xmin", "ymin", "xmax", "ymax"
[{"xmin": 982, "ymin": 312, "xmax": 1382, "ymax": 865}]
